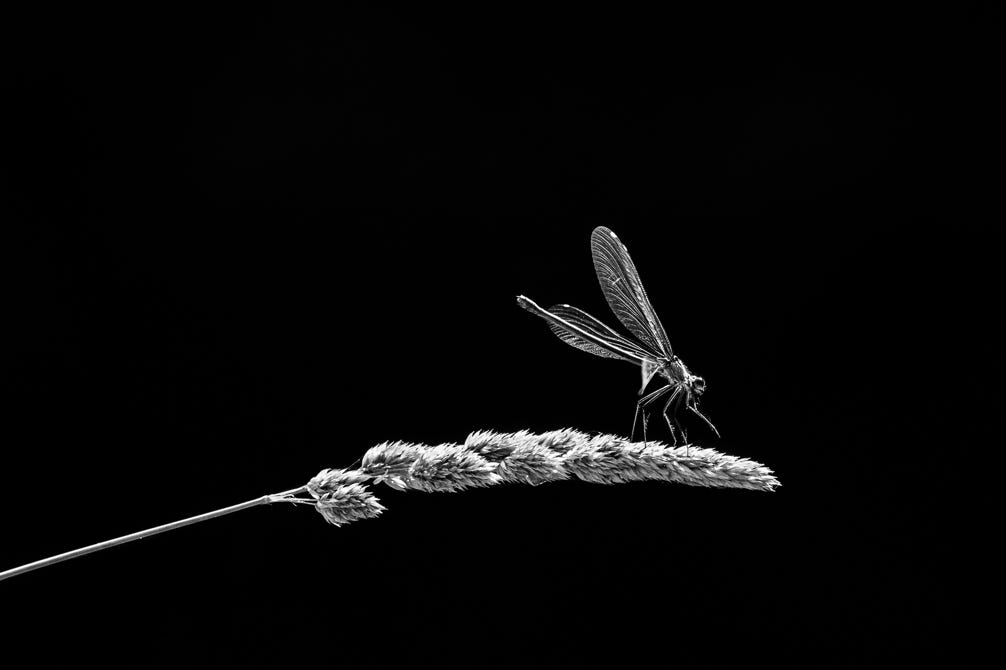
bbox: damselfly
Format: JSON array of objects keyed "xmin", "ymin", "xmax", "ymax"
[{"xmin": 517, "ymin": 226, "xmax": 719, "ymax": 447}]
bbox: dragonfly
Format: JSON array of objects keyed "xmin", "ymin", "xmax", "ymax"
[{"xmin": 517, "ymin": 226, "xmax": 719, "ymax": 448}]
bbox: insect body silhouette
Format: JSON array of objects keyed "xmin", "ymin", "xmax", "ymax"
[{"xmin": 517, "ymin": 226, "xmax": 719, "ymax": 448}]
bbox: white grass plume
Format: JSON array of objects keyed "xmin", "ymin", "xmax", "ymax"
[{"xmin": 307, "ymin": 428, "xmax": 779, "ymax": 522}]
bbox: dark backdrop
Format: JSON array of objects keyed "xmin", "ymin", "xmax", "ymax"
[{"xmin": 3, "ymin": 4, "xmax": 997, "ymax": 667}]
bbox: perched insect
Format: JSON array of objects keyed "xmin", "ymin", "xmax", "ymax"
[{"xmin": 517, "ymin": 226, "xmax": 719, "ymax": 447}]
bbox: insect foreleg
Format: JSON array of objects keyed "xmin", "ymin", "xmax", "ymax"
[{"xmin": 688, "ymin": 403, "xmax": 721, "ymax": 439}]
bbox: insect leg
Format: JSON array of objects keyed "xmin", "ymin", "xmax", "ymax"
[
  {"xmin": 632, "ymin": 384, "xmax": 673, "ymax": 447},
  {"xmin": 679, "ymin": 391, "xmax": 690, "ymax": 451},
  {"xmin": 688, "ymin": 404, "xmax": 721, "ymax": 440},
  {"xmin": 655, "ymin": 385, "xmax": 684, "ymax": 447},
  {"xmin": 662, "ymin": 386, "xmax": 687, "ymax": 452},
  {"xmin": 635, "ymin": 386, "xmax": 673, "ymax": 447}
]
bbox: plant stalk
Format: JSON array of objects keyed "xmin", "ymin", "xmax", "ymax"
[{"xmin": 0, "ymin": 486, "xmax": 308, "ymax": 583}]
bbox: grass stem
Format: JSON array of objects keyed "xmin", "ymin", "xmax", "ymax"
[{"xmin": 0, "ymin": 486, "xmax": 307, "ymax": 583}]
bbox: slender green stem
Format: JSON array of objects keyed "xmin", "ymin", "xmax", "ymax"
[{"xmin": 0, "ymin": 486, "xmax": 308, "ymax": 583}]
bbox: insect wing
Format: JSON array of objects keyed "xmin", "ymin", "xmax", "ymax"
[
  {"xmin": 547, "ymin": 303, "xmax": 659, "ymax": 362},
  {"xmin": 590, "ymin": 226, "xmax": 674, "ymax": 357},
  {"xmin": 517, "ymin": 296, "xmax": 656, "ymax": 365}
]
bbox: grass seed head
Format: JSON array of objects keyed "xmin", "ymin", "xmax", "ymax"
[{"xmin": 315, "ymin": 483, "xmax": 386, "ymax": 527}]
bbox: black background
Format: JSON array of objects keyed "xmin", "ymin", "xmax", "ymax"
[{"xmin": 2, "ymin": 4, "xmax": 998, "ymax": 667}]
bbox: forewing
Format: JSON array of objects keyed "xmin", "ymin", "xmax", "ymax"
[
  {"xmin": 590, "ymin": 226, "xmax": 674, "ymax": 357},
  {"xmin": 517, "ymin": 296, "xmax": 655, "ymax": 365}
]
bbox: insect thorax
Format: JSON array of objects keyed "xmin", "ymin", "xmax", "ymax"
[{"xmin": 659, "ymin": 357, "xmax": 686, "ymax": 383}]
